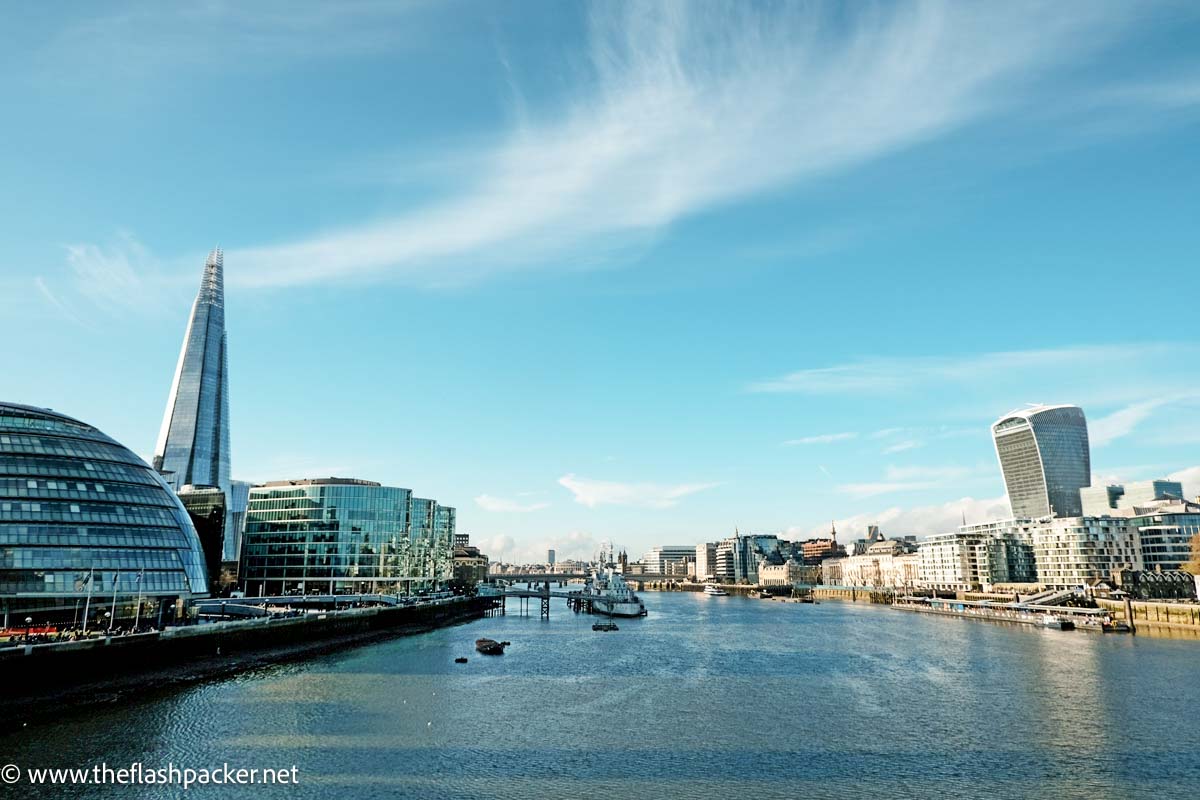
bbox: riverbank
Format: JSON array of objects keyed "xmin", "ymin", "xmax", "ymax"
[{"xmin": 0, "ymin": 595, "xmax": 492, "ymax": 729}]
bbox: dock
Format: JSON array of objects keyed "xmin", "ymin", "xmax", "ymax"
[{"xmin": 893, "ymin": 595, "xmax": 1127, "ymax": 632}]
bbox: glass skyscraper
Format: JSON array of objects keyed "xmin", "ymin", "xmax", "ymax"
[
  {"xmin": 239, "ymin": 479, "xmax": 455, "ymax": 596},
  {"xmin": 153, "ymin": 248, "xmax": 231, "ymax": 521},
  {"xmin": 0, "ymin": 402, "xmax": 209, "ymax": 625},
  {"xmin": 992, "ymin": 404, "xmax": 1090, "ymax": 518}
]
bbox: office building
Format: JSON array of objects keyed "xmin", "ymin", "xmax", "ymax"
[
  {"xmin": 452, "ymin": 545, "xmax": 489, "ymax": 586},
  {"xmin": 452, "ymin": 532, "xmax": 469, "ymax": 548},
  {"xmin": 0, "ymin": 402, "xmax": 209, "ymax": 625},
  {"xmin": 153, "ymin": 248, "xmax": 234, "ymax": 544},
  {"xmin": 177, "ymin": 485, "xmax": 225, "ymax": 592},
  {"xmin": 823, "ymin": 548, "xmax": 920, "ymax": 590},
  {"xmin": 757, "ymin": 559, "xmax": 818, "ymax": 587},
  {"xmin": 547, "ymin": 549, "xmax": 556, "ymax": 568},
  {"xmin": 992, "ymin": 404, "xmax": 1090, "ymax": 518},
  {"xmin": 227, "ymin": 479, "xmax": 252, "ymax": 562},
  {"xmin": 240, "ymin": 478, "xmax": 456, "ymax": 596},
  {"xmin": 643, "ymin": 545, "xmax": 696, "ymax": 574},
  {"xmin": 695, "ymin": 542, "xmax": 716, "ymax": 581},
  {"xmin": 1080, "ymin": 485, "xmax": 1125, "ymax": 516},
  {"xmin": 1081, "ymin": 479, "xmax": 1184, "ymax": 516}
]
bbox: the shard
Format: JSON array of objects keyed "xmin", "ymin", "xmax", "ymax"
[{"xmin": 153, "ymin": 248, "xmax": 232, "ymax": 556}]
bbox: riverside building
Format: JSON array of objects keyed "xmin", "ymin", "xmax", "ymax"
[
  {"xmin": 239, "ymin": 479, "xmax": 456, "ymax": 596},
  {"xmin": 642, "ymin": 545, "xmax": 696, "ymax": 574},
  {"xmin": 992, "ymin": 404, "xmax": 1090, "ymax": 518},
  {"xmin": 823, "ymin": 534, "xmax": 920, "ymax": 589},
  {"xmin": 918, "ymin": 520, "xmax": 1039, "ymax": 592},
  {"xmin": 1031, "ymin": 516, "xmax": 1141, "ymax": 588},
  {"xmin": 0, "ymin": 402, "xmax": 210, "ymax": 626}
]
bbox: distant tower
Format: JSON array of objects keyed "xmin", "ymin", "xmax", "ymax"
[
  {"xmin": 154, "ymin": 248, "xmax": 233, "ymax": 555},
  {"xmin": 992, "ymin": 404, "xmax": 1089, "ymax": 518}
]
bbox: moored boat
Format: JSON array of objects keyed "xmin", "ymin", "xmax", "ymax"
[
  {"xmin": 592, "ymin": 622, "xmax": 619, "ymax": 631},
  {"xmin": 703, "ymin": 583, "xmax": 728, "ymax": 596},
  {"xmin": 1040, "ymin": 615, "xmax": 1075, "ymax": 631},
  {"xmin": 475, "ymin": 638, "xmax": 509, "ymax": 655},
  {"xmin": 585, "ymin": 567, "xmax": 647, "ymax": 617}
]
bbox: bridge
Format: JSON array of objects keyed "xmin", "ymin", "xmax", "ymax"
[{"xmin": 490, "ymin": 573, "xmax": 686, "ymax": 586}]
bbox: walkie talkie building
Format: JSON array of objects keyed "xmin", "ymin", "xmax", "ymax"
[{"xmin": 992, "ymin": 404, "xmax": 1091, "ymax": 518}]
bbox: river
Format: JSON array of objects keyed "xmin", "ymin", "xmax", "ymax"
[{"xmin": 3, "ymin": 591, "xmax": 1198, "ymax": 799}]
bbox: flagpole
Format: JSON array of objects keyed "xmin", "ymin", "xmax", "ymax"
[
  {"xmin": 109, "ymin": 570, "xmax": 120, "ymax": 632},
  {"xmin": 82, "ymin": 567, "xmax": 94, "ymax": 635},
  {"xmin": 134, "ymin": 569, "xmax": 144, "ymax": 631}
]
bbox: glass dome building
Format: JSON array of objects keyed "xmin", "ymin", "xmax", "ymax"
[{"xmin": 0, "ymin": 402, "xmax": 209, "ymax": 627}]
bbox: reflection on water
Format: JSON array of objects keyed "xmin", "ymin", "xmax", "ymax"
[{"xmin": 3, "ymin": 593, "xmax": 1198, "ymax": 799}]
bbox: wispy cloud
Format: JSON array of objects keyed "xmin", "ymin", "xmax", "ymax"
[
  {"xmin": 1090, "ymin": 397, "xmax": 1189, "ymax": 446},
  {"xmin": 198, "ymin": 1, "xmax": 1139, "ymax": 289},
  {"xmin": 881, "ymin": 439, "xmax": 922, "ymax": 455},
  {"xmin": 558, "ymin": 473, "xmax": 718, "ymax": 509},
  {"xmin": 748, "ymin": 344, "xmax": 1174, "ymax": 395},
  {"xmin": 1100, "ymin": 73, "xmax": 1200, "ymax": 110},
  {"xmin": 36, "ymin": 2, "xmax": 436, "ymax": 86},
  {"xmin": 474, "ymin": 493, "xmax": 550, "ymax": 513},
  {"xmin": 60, "ymin": 234, "xmax": 176, "ymax": 315},
  {"xmin": 783, "ymin": 432, "xmax": 857, "ymax": 446},
  {"xmin": 33, "ymin": 276, "xmax": 93, "ymax": 329},
  {"xmin": 836, "ymin": 464, "xmax": 980, "ymax": 498}
]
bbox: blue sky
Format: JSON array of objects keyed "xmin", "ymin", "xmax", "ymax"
[{"xmin": 4, "ymin": 1, "xmax": 1200, "ymax": 563}]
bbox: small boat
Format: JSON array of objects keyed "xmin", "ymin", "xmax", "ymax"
[
  {"xmin": 1040, "ymin": 615, "xmax": 1075, "ymax": 631},
  {"xmin": 475, "ymin": 638, "xmax": 508, "ymax": 655},
  {"xmin": 454, "ymin": 657, "xmax": 468, "ymax": 663},
  {"xmin": 703, "ymin": 584, "xmax": 728, "ymax": 596},
  {"xmin": 592, "ymin": 622, "xmax": 619, "ymax": 632}
]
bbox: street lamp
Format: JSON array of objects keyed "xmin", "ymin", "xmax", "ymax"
[
  {"xmin": 103, "ymin": 610, "xmax": 111, "ymax": 633},
  {"xmin": 24, "ymin": 616, "xmax": 32, "ymax": 641}
]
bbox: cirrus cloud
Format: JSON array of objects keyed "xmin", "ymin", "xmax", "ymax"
[
  {"xmin": 558, "ymin": 473, "xmax": 718, "ymax": 509},
  {"xmin": 474, "ymin": 494, "xmax": 550, "ymax": 513}
]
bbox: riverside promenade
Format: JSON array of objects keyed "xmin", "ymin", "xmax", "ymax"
[{"xmin": 0, "ymin": 594, "xmax": 494, "ymax": 726}]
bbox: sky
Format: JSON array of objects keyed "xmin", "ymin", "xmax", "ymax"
[{"xmin": 3, "ymin": 1, "xmax": 1200, "ymax": 564}]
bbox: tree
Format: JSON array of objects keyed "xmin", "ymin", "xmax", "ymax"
[{"xmin": 1182, "ymin": 532, "xmax": 1200, "ymax": 575}]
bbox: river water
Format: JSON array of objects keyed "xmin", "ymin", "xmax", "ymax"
[{"xmin": 3, "ymin": 591, "xmax": 1198, "ymax": 799}]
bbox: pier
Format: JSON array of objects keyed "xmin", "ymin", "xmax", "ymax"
[
  {"xmin": 893, "ymin": 595, "xmax": 1126, "ymax": 632},
  {"xmin": 479, "ymin": 582, "xmax": 618, "ymax": 619}
]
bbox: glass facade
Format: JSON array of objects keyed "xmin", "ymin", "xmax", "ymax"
[
  {"xmin": 992, "ymin": 405, "xmax": 1090, "ymax": 518},
  {"xmin": 239, "ymin": 480, "xmax": 455, "ymax": 596},
  {"xmin": 152, "ymin": 249, "xmax": 232, "ymax": 539},
  {"xmin": 177, "ymin": 486, "xmax": 225, "ymax": 592},
  {"xmin": 1131, "ymin": 508, "xmax": 1200, "ymax": 572},
  {"xmin": 0, "ymin": 403, "xmax": 210, "ymax": 623},
  {"xmin": 227, "ymin": 479, "xmax": 252, "ymax": 562}
]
